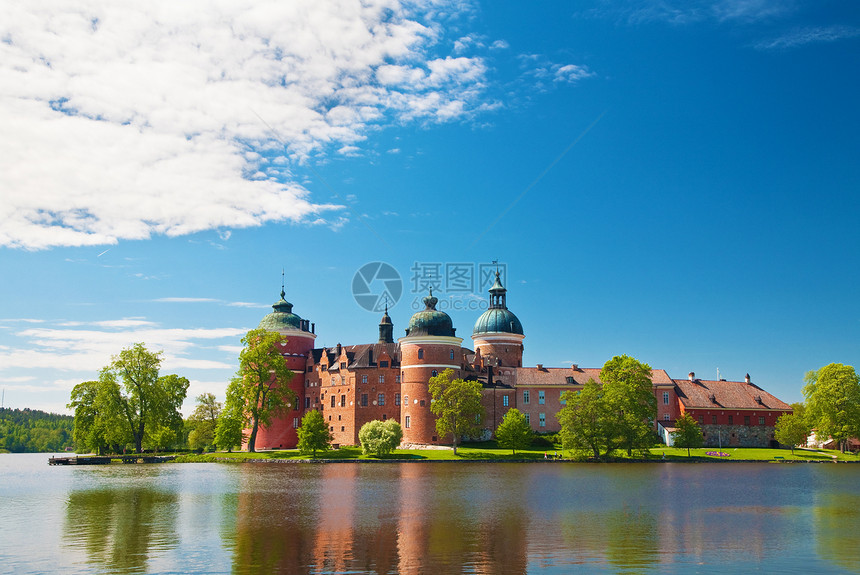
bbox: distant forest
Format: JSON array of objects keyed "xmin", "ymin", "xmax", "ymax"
[{"xmin": 0, "ymin": 407, "xmax": 74, "ymax": 453}]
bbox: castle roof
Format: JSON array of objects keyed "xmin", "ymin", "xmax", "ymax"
[
  {"xmin": 674, "ymin": 378, "xmax": 791, "ymax": 411},
  {"xmin": 405, "ymin": 290, "xmax": 456, "ymax": 337},
  {"xmin": 312, "ymin": 342, "xmax": 400, "ymax": 369},
  {"xmin": 473, "ymin": 271, "xmax": 523, "ymax": 336},
  {"xmin": 258, "ymin": 288, "xmax": 304, "ymax": 331},
  {"xmin": 515, "ymin": 366, "xmax": 674, "ymax": 386}
]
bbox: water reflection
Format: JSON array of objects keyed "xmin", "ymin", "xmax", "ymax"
[
  {"xmin": 64, "ymin": 487, "xmax": 178, "ymax": 573},
  {"xmin": 814, "ymin": 493, "xmax": 860, "ymax": 573}
]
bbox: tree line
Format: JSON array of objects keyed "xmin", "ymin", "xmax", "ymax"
[{"xmin": 0, "ymin": 407, "xmax": 74, "ymax": 452}]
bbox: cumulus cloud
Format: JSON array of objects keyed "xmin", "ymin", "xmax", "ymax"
[{"xmin": 0, "ymin": 0, "xmax": 492, "ymax": 250}]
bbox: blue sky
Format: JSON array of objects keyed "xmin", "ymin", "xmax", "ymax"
[{"xmin": 1, "ymin": 0, "xmax": 858, "ymax": 414}]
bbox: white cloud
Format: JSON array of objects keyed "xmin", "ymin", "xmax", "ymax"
[
  {"xmin": 154, "ymin": 297, "xmax": 221, "ymax": 303},
  {"xmin": 755, "ymin": 26, "xmax": 860, "ymax": 50},
  {"xmin": 0, "ymin": 0, "xmax": 492, "ymax": 250},
  {"xmin": 554, "ymin": 64, "xmax": 595, "ymax": 84}
]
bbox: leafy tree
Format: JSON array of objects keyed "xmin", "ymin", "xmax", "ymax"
[
  {"xmin": 187, "ymin": 393, "xmax": 222, "ymax": 451},
  {"xmin": 0, "ymin": 408, "xmax": 74, "ymax": 453},
  {"xmin": 224, "ymin": 329, "xmax": 297, "ymax": 452},
  {"xmin": 774, "ymin": 412, "xmax": 811, "ymax": 455},
  {"xmin": 428, "ymin": 368, "xmax": 485, "ymax": 456},
  {"xmin": 803, "ymin": 363, "xmax": 860, "ymax": 452},
  {"xmin": 557, "ymin": 380, "xmax": 615, "ymax": 458},
  {"xmin": 68, "ymin": 344, "xmax": 189, "ymax": 453},
  {"xmin": 671, "ymin": 413, "xmax": 704, "ymax": 457},
  {"xmin": 214, "ymin": 398, "xmax": 244, "ymax": 453},
  {"xmin": 358, "ymin": 419, "xmax": 403, "ymax": 457},
  {"xmin": 296, "ymin": 409, "xmax": 332, "ymax": 457},
  {"xmin": 601, "ymin": 355, "xmax": 657, "ymax": 456},
  {"xmin": 495, "ymin": 408, "xmax": 533, "ymax": 454}
]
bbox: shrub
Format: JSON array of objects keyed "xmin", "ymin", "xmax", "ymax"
[{"xmin": 359, "ymin": 419, "xmax": 403, "ymax": 457}]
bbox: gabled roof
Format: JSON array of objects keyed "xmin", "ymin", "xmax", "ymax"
[
  {"xmin": 515, "ymin": 366, "xmax": 673, "ymax": 386},
  {"xmin": 311, "ymin": 343, "xmax": 400, "ymax": 369},
  {"xmin": 674, "ymin": 378, "xmax": 791, "ymax": 411}
]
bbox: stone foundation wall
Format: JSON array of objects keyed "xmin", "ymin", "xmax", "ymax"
[{"xmin": 701, "ymin": 424, "xmax": 776, "ymax": 448}]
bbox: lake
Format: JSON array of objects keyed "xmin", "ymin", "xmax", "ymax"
[{"xmin": 1, "ymin": 454, "xmax": 859, "ymax": 574}]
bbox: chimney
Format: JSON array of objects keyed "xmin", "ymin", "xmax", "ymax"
[
  {"xmin": 571, "ymin": 364, "xmax": 578, "ymax": 371},
  {"xmin": 688, "ymin": 372, "xmax": 695, "ymax": 381},
  {"xmin": 536, "ymin": 363, "xmax": 543, "ymax": 370},
  {"xmin": 336, "ymin": 343, "xmax": 342, "ymax": 356},
  {"xmin": 745, "ymin": 373, "xmax": 751, "ymax": 384}
]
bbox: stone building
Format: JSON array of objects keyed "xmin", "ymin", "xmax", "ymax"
[{"xmin": 248, "ymin": 273, "xmax": 791, "ymax": 450}]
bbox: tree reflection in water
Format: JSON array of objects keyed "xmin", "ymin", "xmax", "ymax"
[
  {"xmin": 814, "ymin": 493, "xmax": 860, "ymax": 573},
  {"xmin": 63, "ymin": 487, "xmax": 178, "ymax": 573}
]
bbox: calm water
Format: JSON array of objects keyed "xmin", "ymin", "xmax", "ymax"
[{"xmin": 1, "ymin": 454, "xmax": 859, "ymax": 574}]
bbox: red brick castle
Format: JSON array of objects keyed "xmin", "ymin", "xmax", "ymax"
[{"xmin": 248, "ymin": 274, "xmax": 791, "ymax": 450}]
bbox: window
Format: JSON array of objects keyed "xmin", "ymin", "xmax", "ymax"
[
  {"xmin": 341, "ymin": 426, "xmax": 344, "ymax": 432},
  {"xmin": 404, "ymin": 395, "xmax": 409, "ymax": 404},
  {"xmin": 405, "ymin": 415, "xmax": 410, "ymax": 428},
  {"xmin": 395, "ymin": 374, "xmax": 400, "ymax": 383},
  {"xmin": 305, "ymin": 397, "xmax": 310, "ymax": 408},
  {"xmin": 759, "ymin": 416, "xmax": 765, "ymax": 425},
  {"xmin": 475, "ymin": 414, "xmax": 481, "ymax": 424},
  {"xmin": 294, "ymin": 401, "xmax": 299, "ymax": 411},
  {"xmin": 305, "ymin": 379, "xmax": 309, "ymax": 388},
  {"xmin": 744, "ymin": 416, "xmax": 751, "ymax": 425},
  {"xmin": 698, "ymin": 415, "xmax": 704, "ymax": 424},
  {"xmin": 431, "ymin": 370, "xmax": 438, "ymax": 377},
  {"xmin": 728, "ymin": 415, "xmax": 733, "ymax": 425},
  {"xmin": 418, "ymin": 349, "xmax": 424, "ymax": 359},
  {"xmin": 712, "ymin": 415, "xmax": 717, "ymax": 424},
  {"xmin": 395, "ymin": 393, "xmax": 401, "ymax": 406},
  {"xmin": 330, "ymin": 395, "xmax": 336, "ymax": 408},
  {"xmin": 361, "ymin": 394, "xmax": 368, "ymax": 407},
  {"xmin": 307, "ymin": 366, "xmax": 312, "ymax": 373},
  {"xmin": 382, "ymin": 414, "xmax": 387, "ymax": 420},
  {"xmin": 539, "ymin": 413, "xmax": 546, "ymax": 427},
  {"xmin": 340, "ymin": 394, "xmax": 346, "ymax": 408},
  {"xmin": 293, "ymin": 417, "xmax": 299, "ymax": 429},
  {"xmin": 361, "ymin": 375, "xmax": 368, "ymax": 384},
  {"xmin": 332, "ymin": 377, "xmax": 337, "ymax": 386},
  {"xmin": 503, "ymin": 395, "xmax": 509, "ymax": 407},
  {"xmin": 380, "ymin": 360, "xmax": 388, "ymax": 368},
  {"xmin": 538, "ymin": 390, "xmax": 545, "ymax": 405},
  {"xmin": 420, "ymin": 399, "xmax": 425, "ymax": 407},
  {"xmin": 523, "ymin": 390, "xmax": 530, "ymax": 404},
  {"xmin": 663, "ymin": 392, "xmax": 670, "ymax": 405},
  {"xmin": 524, "ymin": 413, "xmax": 530, "ymax": 425},
  {"xmin": 379, "ymin": 375, "xmax": 385, "ymax": 383},
  {"xmin": 340, "ymin": 362, "xmax": 346, "ymax": 369},
  {"xmin": 378, "ymin": 393, "xmax": 385, "ymax": 406},
  {"xmin": 566, "ymin": 376, "xmax": 574, "ymax": 384},
  {"xmin": 663, "ymin": 413, "xmax": 670, "ymax": 421},
  {"xmin": 560, "ymin": 391, "xmax": 566, "ymax": 406},
  {"xmin": 450, "ymin": 350, "xmax": 455, "ymax": 360}
]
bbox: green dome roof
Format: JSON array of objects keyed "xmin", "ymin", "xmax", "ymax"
[
  {"xmin": 472, "ymin": 270, "xmax": 524, "ymax": 336},
  {"xmin": 405, "ymin": 291, "xmax": 456, "ymax": 337},
  {"xmin": 258, "ymin": 290, "xmax": 303, "ymax": 331},
  {"xmin": 473, "ymin": 308, "xmax": 524, "ymax": 336}
]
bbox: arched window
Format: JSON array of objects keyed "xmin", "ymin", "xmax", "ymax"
[
  {"xmin": 418, "ymin": 349, "xmax": 424, "ymax": 359},
  {"xmin": 450, "ymin": 349, "xmax": 454, "ymax": 360},
  {"xmin": 431, "ymin": 370, "xmax": 438, "ymax": 377}
]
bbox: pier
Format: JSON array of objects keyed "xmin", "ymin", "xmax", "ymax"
[{"xmin": 48, "ymin": 455, "xmax": 176, "ymax": 465}]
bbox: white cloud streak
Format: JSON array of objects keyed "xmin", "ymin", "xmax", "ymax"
[
  {"xmin": 755, "ymin": 26, "xmax": 860, "ymax": 50},
  {"xmin": 0, "ymin": 0, "xmax": 491, "ymax": 250}
]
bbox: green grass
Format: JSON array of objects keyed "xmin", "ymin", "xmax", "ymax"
[{"xmin": 176, "ymin": 443, "xmax": 860, "ymax": 463}]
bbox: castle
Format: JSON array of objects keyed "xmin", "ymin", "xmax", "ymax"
[{"xmin": 249, "ymin": 273, "xmax": 792, "ymax": 450}]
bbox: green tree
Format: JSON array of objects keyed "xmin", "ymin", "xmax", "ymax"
[
  {"xmin": 671, "ymin": 413, "xmax": 704, "ymax": 457},
  {"xmin": 428, "ymin": 368, "xmax": 485, "ymax": 456},
  {"xmin": 296, "ymin": 409, "xmax": 332, "ymax": 457},
  {"xmin": 774, "ymin": 412, "xmax": 811, "ymax": 455},
  {"xmin": 495, "ymin": 408, "xmax": 533, "ymax": 454},
  {"xmin": 803, "ymin": 363, "xmax": 860, "ymax": 452},
  {"xmin": 358, "ymin": 419, "xmax": 403, "ymax": 457},
  {"xmin": 557, "ymin": 380, "xmax": 615, "ymax": 458},
  {"xmin": 187, "ymin": 393, "xmax": 222, "ymax": 451},
  {"xmin": 224, "ymin": 329, "xmax": 297, "ymax": 452},
  {"xmin": 601, "ymin": 355, "xmax": 657, "ymax": 456},
  {"xmin": 68, "ymin": 344, "xmax": 189, "ymax": 453},
  {"xmin": 214, "ymin": 395, "xmax": 244, "ymax": 453}
]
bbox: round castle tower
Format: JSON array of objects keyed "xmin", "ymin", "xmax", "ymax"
[
  {"xmin": 251, "ymin": 286, "xmax": 316, "ymax": 450},
  {"xmin": 472, "ymin": 271, "xmax": 524, "ymax": 368},
  {"xmin": 399, "ymin": 290, "xmax": 462, "ymax": 445}
]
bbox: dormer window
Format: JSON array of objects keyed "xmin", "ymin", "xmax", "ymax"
[
  {"xmin": 566, "ymin": 376, "xmax": 574, "ymax": 384},
  {"xmin": 380, "ymin": 360, "xmax": 388, "ymax": 368}
]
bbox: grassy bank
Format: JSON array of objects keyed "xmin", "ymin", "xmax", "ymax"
[{"xmin": 177, "ymin": 443, "xmax": 860, "ymax": 463}]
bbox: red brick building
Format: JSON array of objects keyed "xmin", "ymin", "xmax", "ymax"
[{"xmin": 247, "ymin": 273, "xmax": 791, "ymax": 450}]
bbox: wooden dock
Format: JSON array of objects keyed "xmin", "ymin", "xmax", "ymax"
[{"xmin": 48, "ymin": 455, "xmax": 176, "ymax": 465}]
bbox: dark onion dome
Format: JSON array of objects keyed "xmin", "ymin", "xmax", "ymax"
[
  {"xmin": 258, "ymin": 289, "xmax": 303, "ymax": 331},
  {"xmin": 473, "ymin": 307, "xmax": 524, "ymax": 336},
  {"xmin": 405, "ymin": 290, "xmax": 456, "ymax": 337},
  {"xmin": 472, "ymin": 271, "xmax": 524, "ymax": 336}
]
